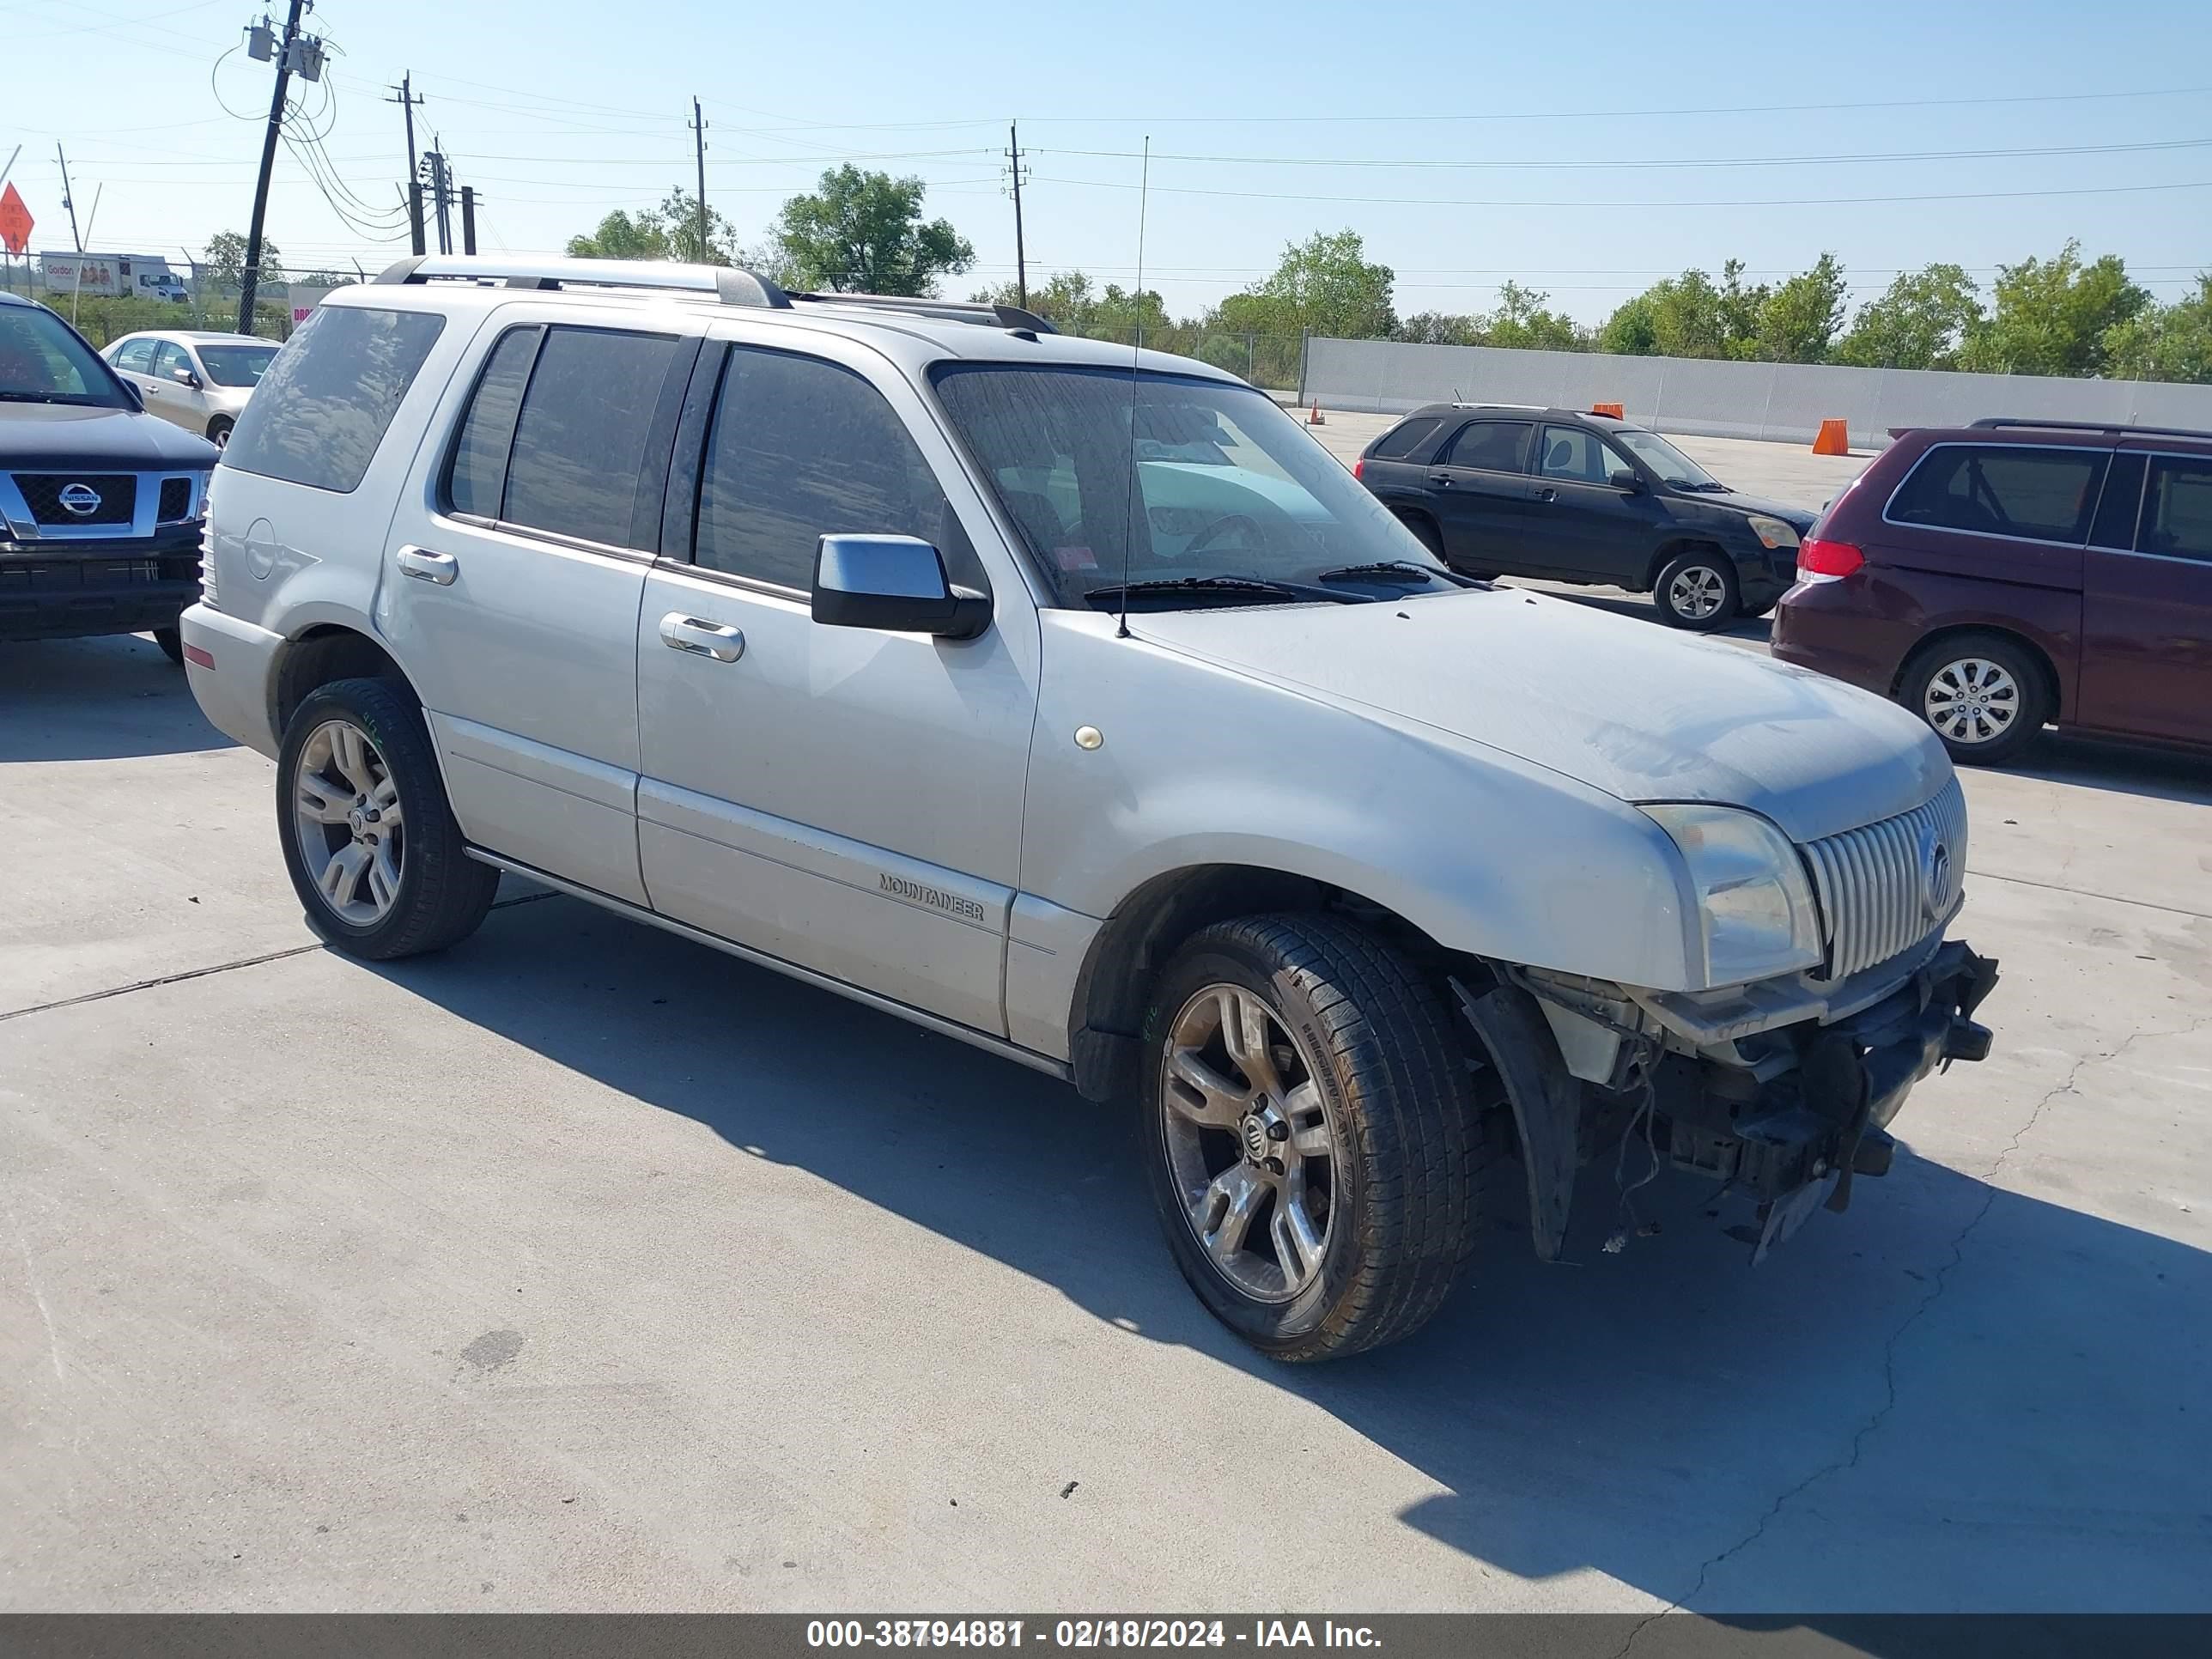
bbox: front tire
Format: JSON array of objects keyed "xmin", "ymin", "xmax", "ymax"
[
  {"xmin": 1654, "ymin": 549, "xmax": 1741, "ymax": 630},
  {"xmin": 150, "ymin": 625, "xmax": 185, "ymax": 665},
  {"xmin": 206, "ymin": 416, "xmax": 233, "ymax": 448},
  {"xmin": 1900, "ymin": 633, "xmax": 2049, "ymax": 766},
  {"xmin": 1140, "ymin": 914, "xmax": 1479, "ymax": 1362},
  {"xmin": 276, "ymin": 677, "xmax": 497, "ymax": 959}
]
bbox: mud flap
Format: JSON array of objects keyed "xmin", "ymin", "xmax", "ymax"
[{"xmin": 1452, "ymin": 980, "xmax": 1582, "ymax": 1263}]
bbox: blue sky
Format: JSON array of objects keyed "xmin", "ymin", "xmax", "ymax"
[{"xmin": 3, "ymin": 0, "xmax": 2210, "ymax": 324}]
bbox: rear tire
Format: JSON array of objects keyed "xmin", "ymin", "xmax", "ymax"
[
  {"xmin": 1654, "ymin": 549, "xmax": 1741, "ymax": 630},
  {"xmin": 276, "ymin": 677, "xmax": 497, "ymax": 959},
  {"xmin": 1899, "ymin": 633, "xmax": 2049, "ymax": 766},
  {"xmin": 150, "ymin": 625, "xmax": 185, "ymax": 665},
  {"xmin": 1139, "ymin": 913, "xmax": 1480, "ymax": 1362},
  {"xmin": 1395, "ymin": 511, "xmax": 1446, "ymax": 562}
]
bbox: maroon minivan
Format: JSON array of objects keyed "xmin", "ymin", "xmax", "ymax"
[{"xmin": 1772, "ymin": 418, "xmax": 2212, "ymax": 764}]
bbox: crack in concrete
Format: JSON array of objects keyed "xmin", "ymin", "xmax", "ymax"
[
  {"xmin": 0, "ymin": 890, "xmax": 557, "ymax": 1025},
  {"xmin": 1614, "ymin": 1012, "xmax": 2209, "ymax": 1655}
]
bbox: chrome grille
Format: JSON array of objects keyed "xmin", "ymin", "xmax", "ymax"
[{"xmin": 1802, "ymin": 778, "xmax": 1969, "ymax": 981}]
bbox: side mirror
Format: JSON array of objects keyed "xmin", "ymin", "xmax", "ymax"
[
  {"xmin": 812, "ymin": 534, "xmax": 991, "ymax": 640},
  {"xmin": 172, "ymin": 368, "xmax": 202, "ymax": 389},
  {"xmin": 1608, "ymin": 468, "xmax": 1644, "ymax": 493}
]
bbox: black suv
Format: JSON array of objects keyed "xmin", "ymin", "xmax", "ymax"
[
  {"xmin": 1, "ymin": 291, "xmax": 216, "ymax": 661},
  {"xmin": 1353, "ymin": 404, "xmax": 1815, "ymax": 629}
]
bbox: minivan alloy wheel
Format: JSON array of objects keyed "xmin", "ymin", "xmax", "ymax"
[
  {"xmin": 290, "ymin": 719, "xmax": 405, "ymax": 925},
  {"xmin": 1159, "ymin": 982, "xmax": 1339, "ymax": 1302},
  {"xmin": 1922, "ymin": 657, "xmax": 2020, "ymax": 746}
]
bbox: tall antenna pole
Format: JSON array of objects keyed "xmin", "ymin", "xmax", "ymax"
[
  {"xmin": 56, "ymin": 143, "xmax": 83, "ymax": 251},
  {"xmin": 239, "ymin": 0, "xmax": 307, "ymax": 334},
  {"xmin": 1007, "ymin": 121, "xmax": 1028, "ymax": 310},
  {"xmin": 690, "ymin": 97, "xmax": 709, "ymax": 261}
]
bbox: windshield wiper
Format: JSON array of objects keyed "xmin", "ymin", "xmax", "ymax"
[
  {"xmin": 1085, "ymin": 574, "xmax": 1363, "ymax": 608},
  {"xmin": 1674, "ymin": 479, "xmax": 1731, "ymax": 493},
  {"xmin": 1316, "ymin": 559, "xmax": 1482, "ymax": 589}
]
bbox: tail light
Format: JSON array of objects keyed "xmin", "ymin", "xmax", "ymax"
[
  {"xmin": 1352, "ymin": 456, "xmax": 1366, "ymax": 481},
  {"xmin": 1797, "ymin": 537, "xmax": 1864, "ymax": 583}
]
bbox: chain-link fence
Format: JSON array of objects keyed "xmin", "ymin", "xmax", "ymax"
[
  {"xmin": 1062, "ymin": 326, "xmax": 1308, "ymax": 396},
  {"xmin": 0, "ymin": 264, "xmax": 313, "ymax": 346}
]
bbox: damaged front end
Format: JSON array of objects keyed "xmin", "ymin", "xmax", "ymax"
[{"xmin": 1452, "ymin": 936, "xmax": 1999, "ymax": 1264}]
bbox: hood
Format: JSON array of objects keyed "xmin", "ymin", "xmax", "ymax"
[
  {"xmin": 0, "ymin": 401, "xmax": 220, "ymax": 471},
  {"xmin": 1133, "ymin": 589, "xmax": 1951, "ymax": 844},
  {"xmin": 1693, "ymin": 488, "xmax": 1818, "ymax": 531}
]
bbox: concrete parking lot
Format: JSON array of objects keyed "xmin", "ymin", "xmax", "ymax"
[{"xmin": 3, "ymin": 434, "xmax": 2209, "ymax": 1613}]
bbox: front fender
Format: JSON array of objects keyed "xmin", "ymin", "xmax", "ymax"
[{"xmin": 1023, "ymin": 610, "xmax": 1699, "ymax": 993}]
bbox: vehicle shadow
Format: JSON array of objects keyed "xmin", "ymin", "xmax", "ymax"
[
  {"xmin": 367, "ymin": 893, "xmax": 2212, "ymax": 1613},
  {"xmin": 2008, "ymin": 730, "xmax": 2212, "ymax": 807},
  {"xmin": 0, "ymin": 634, "xmax": 234, "ymax": 762}
]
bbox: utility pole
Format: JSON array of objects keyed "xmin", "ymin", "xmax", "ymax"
[
  {"xmin": 422, "ymin": 143, "xmax": 453, "ymax": 255},
  {"xmin": 238, "ymin": 0, "xmax": 308, "ymax": 335},
  {"xmin": 689, "ymin": 97, "xmax": 708, "ymax": 262},
  {"xmin": 1006, "ymin": 121, "xmax": 1028, "ymax": 310},
  {"xmin": 386, "ymin": 72, "xmax": 425, "ymax": 253},
  {"xmin": 56, "ymin": 143, "xmax": 82, "ymax": 251},
  {"xmin": 460, "ymin": 185, "xmax": 477, "ymax": 256}
]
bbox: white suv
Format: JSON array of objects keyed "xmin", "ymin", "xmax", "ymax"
[{"xmin": 180, "ymin": 256, "xmax": 1998, "ymax": 1361}]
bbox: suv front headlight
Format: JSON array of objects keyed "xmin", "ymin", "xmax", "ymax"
[
  {"xmin": 1745, "ymin": 513, "xmax": 1801, "ymax": 551},
  {"xmin": 1643, "ymin": 804, "xmax": 1822, "ymax": 987}
]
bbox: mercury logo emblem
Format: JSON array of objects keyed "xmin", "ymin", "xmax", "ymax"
[
  {"xmin": 1240, "ymin": 1115, "xmax": 1268, "ymax": 1161},
  {"xmin": 1923, "ymin": 838, "xmax": 1952, "ymax": 918},
  {"xmin": 58, "ymin": 483, "xmax": 102, "ymax": 517}
]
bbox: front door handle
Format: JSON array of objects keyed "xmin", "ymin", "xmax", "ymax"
[
  {"xmin": 1534, "ymin": 486, "xmax": 1559, "ymax": 502},
  {"xmin": 659, "ymin": 613, "xmax": 744, "ymax": 662},
  {"xmin": 396, "ymin": 546, "xmax": 459, "ymax": 585}
]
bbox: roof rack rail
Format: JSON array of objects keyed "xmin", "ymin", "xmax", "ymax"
[
  {"xmin": 1968, "ymin": 416, "xmax": 2211, "ymax": 441},
  {"xmin": 373, "ymin": 254, "xmax": 792, "ymax": 310},
  {"xmin": 788, "ymin": 290, "xmax": 1058, "ymax": 334}
]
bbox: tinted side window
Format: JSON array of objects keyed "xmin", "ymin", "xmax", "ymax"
[
  {"xmin": 501, "ymin": 326, "xmax": 682, "ymax": 550},
  {"xmin": 696, "ymin": 347, "xmax": 979, "ymax": 591},
  {"xmin": 1887, "ymin": 445, "xmax": 2106, "ymax": 544},
  {"xmin": 2088, "ymin": 453, "xmax": 2147, "ymax": 550},
  {"xmin": 444, "ymin": 325, "xmax": 541, "ymax": 520},
  {"xmin": 114, "ymin": 338, "xmax": 156, "ymax": 373},
  {"xmin": 1444, "ymin": 420, "xmax": 1531, "ymax": 471},
  {"xmin": 2139, "ymin": 456, "xmax": 2212, "ymax": 563},
  {"xmin": 223, "ymin": 305, "xmax": 445, "ymax": 494},
  {"xmin": 1536, "ymin": 424, "xmax": 1618, "ymax": 484},
  {"xmin": 1370, "ymin": 416, "xmax": 1443, "ymax": 460}
]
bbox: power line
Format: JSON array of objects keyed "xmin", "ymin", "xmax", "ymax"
[{"xmin": 1030, "ymin": 136, "xmax": 2212, "ymax": 173}]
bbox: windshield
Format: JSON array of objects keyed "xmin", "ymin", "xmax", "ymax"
[
  {"xmin": 198, "ymin": 343, "xmax": 279, "ymax": 388},
  {"xmin": 931, "ymin": 364, "xmax": 1449, "ymax": 606},
  {"xmin": 1610, "ymin": 426, "xmax": 1722, "ymax": 490},
  {"xmin": 0, "ymin": 306, "xmax": 130, "ymax": 408}
]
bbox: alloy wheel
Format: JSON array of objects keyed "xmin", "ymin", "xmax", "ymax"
[
  {"xmin": 290, "ymin": 720, "xmax": 405, "ymax": 926},
  {"xmin": 1923, "ymin": 657, "xmax": 2020, "ymax": 746},
  {"xmin": 1667, "ymin": 564, "xmax": 1727, "ymax": 622},
  {"xmin": 1158, "ymin": 983, "xmax": 1339, "ymax": 1303}
]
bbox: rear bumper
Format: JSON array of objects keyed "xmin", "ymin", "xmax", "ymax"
[
  {"xmin": 1769, "ymin": 579, "xmax": 1912, "ymax": 695},
  {"xmin": 179, "ymin": 604, "xmax": 285, "ymax": 759},
  {"xmin": 0, "ymin": 526, "xmax": 204, "ymax": 642}
]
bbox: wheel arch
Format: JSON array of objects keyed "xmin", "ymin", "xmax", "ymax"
[
  {"xmin": 1065, "ymin": 861, "xmax": 1463, "ymax": 1103},
  {"xmin": 271, "ymin": 623, "xmax": 422, "ymax": 739},
  {"xmin": 1641, "ymin": 535, "xmax": 1730, "ymax": 594},
  {"xmin": 1891, "ymin": 623, "xmax": 2066, "ymax": 724}
]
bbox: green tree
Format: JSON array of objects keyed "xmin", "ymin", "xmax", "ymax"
[
  {"xmin": 566, "ymin": 209, "xmax": 671, "ymax": 261},
  {"xmin": 1597, "ymin": 291, "xmax": 1661, "ymax": 356},
  {"xmin": 1482, "ymin": 280, "xmax": 1586, "ymax": 351},
  {"xmin": 1220, "ymin": 229, "xmax": 1395, "ymax": 340},
  {"xmin": 293, "ymin": 269, "xmax": 358, "ymax": 289},
  {"xmin": 202, "ymin": 231, "xmax": 282, "ymax": 289},
  {"xmin": 1393, "ymin": 311, "xmax": 1483, "ymax": 346},
  {"xmin": 2103, "ymin": 274, "xmax": 2212, "ymax": 383},
  {"xmin": 775, "ymin": 167, "xmax": 974, "ymax": 295},
  {"xmin": 1601, "ymin": 269, "xmax": 1729, "ymax": 357},
  {"xmin": 1958, "ymin": 240, "xmax": 2150, "ymax": 377},
  {"xmin": 1755, "ymin": 253, "xmax": 1847, "ymax": 363},
  {"xmin": 654, "ymin": 188, "xmax": 744, "ymax": 265},
  {"xmin": 1833, "ymin": 264, "xmax": 1983, "ymax": 369},
  {"xmin": 973, "ymin": 270, "xmax": 1100, "ymax": 330}
]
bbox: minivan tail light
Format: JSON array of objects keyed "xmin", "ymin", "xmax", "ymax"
[{"xmin": 1797, "ymin": 537, "xmax": 1864, "ymax": 583}]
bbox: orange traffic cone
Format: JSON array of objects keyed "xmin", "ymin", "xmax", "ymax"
[
  {"xmin": 1812, "ymin": 418, "xmax": 1850, "ymax": 456},
  {"xmin": 1308, "ymin": 399, "xmax": 1326, "ymax": 426},
  {"xmin": 1591, "ymin": 402, "xmax": 1625, "ymax": 419}
]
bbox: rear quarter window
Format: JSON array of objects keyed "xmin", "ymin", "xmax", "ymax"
[
  {"xmin": 1369, "ymin": 416, "xmax": 1443, "ymax": 461},
  {"xmin": 222, "ymin": 305, "xmax": 445, "ymax": 494},
  {"xmin": 1886, "ymin": 444, "xmax": 2107, "ymax": 544}
]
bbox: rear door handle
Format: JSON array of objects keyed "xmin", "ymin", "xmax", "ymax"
[
  {"xmin": 1534, "ymin": 486, "xmax": 1559, "ymax": 502},
  {"xmin": 396, "ymin": 546, "xmax": 459, "ymax": 585},
  {"xmin": 1429, "ymin": 472, "xmax": 1452, "ymax": 487},
  {"xmin": 659, "ymin": 613, "xmax": 744, "ymax": 662}
]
